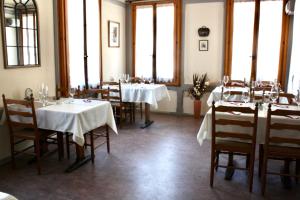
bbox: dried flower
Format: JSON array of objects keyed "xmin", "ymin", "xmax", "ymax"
[{"xmin": 187, "ymin": 73, "xmax": 208, "ymax": 100}]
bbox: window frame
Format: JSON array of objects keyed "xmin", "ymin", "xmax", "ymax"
[
  {"xmin": 224, "ymin": 0, "xmax": 290, "ymax": 87},
  {"xmin": 57, "ymin": 0, "xmax": 103, "ymax": 90},
  {"xmin": 131, "ymin": 0, "xmax": 181, "ymax": 86}
]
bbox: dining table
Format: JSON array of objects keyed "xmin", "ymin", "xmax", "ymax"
[
  {"xmin": 106, "ymin": 83, "xmax": 170, "ymax": 128},
  {"xmin": 0, "ymin": 98, "xmax": 118, "ymax": 172}
]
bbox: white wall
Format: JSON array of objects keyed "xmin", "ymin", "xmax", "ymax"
[
  {"xmin": 102, "ymin": 0, "xmax": 126, "ymax": 81},
  {"xmin": 154, "ymin": 2, "xmax": 225, "ymax": 115},
  {"xmin": 183, "ymin": 2, "xmax": 225, "ymax": 115},
  {"xmin": 0, "ymin": 0, "xmax": 56, "ymax": 160}
]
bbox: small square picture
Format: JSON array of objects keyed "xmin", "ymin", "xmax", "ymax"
[{"xmin": 199, "ymin": 40, "xmax": 208, "ymax": 51}]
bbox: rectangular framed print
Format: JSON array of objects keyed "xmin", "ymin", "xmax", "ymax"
[
  {"xmin": 108, "ymin": 20, "xmax": 120, "ymax": 48},
  {"xmin": 199, "ymin": 40, "xmax": 208, "ymax": 51}
]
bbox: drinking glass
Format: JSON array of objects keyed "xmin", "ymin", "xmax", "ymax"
[
  {"xmin": 69, "ymin": 88, "xmax": 76, "ymax": 99},
  {"xmin": 223, "ymin": 75, "xmax": 229, "ymax": 86},
  {"xmin": 295, "ymin": 90, "xmax": 300, "ymax": 109},
  {"xmin": 270, "ymin": 86, "xmax": 279, "ymax": 103},
  {"xmin": 242, "ymin": 91, "xmax": 250, "ymax": 103},
  {"xmin": 223, "ymin": 89, "xmax": 230, "ymax": 102},
  {"xmin": 125, "ymin": 74, "xmax": 130, "ymax": 83}
]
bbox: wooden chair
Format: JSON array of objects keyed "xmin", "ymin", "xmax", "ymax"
[
  {"xmin": 2, "ymin": 95, "xmax": 62, "ymax": 174},
  {"xmin": 260, "ymin": 104, "xmax": 300, "ymax": 195},
  {"xmin": 100, "ymin": 80, "xmax": 132, "ymax": 127},
  {"xmin": 210, "ymin": 101, "xmax": 259, "ymax": 192}
]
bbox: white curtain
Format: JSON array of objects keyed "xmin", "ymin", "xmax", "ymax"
[{"xmin": 288, "ymin": 0, "xmax": 300, "ymax": 93}]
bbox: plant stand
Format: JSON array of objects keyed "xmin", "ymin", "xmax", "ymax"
[{"xmin": 194, "ymin": 100, "xmax": 201, "ymax": 119}]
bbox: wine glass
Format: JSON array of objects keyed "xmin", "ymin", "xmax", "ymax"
[
  {"xmin": 223, "ymin": 75, "xmax": 229, "ymax": 87},
  {"xmin": 223, "ymin": 89, "xmax": 230, "ymax": 102},
  {"xmin": 242, "ymin": 91, "xmax": 250, "ymax": 103},
  {"xmin": 295, "ymin": 90, "xmax": 300, "ymax": 110},
  {"xmin": 270, "ymin": 86, "xmax": 279, "ymax": 103},
  {"xmin": 125, "ymin": 74, "xmax": 130, "ymax": 84},
  {"xmin": 69, "ymin": 88, "xmax": 76, "ymax": 99}
]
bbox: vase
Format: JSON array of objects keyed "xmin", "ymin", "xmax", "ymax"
[{"xmin": 194, "ymin": 100, "xmax": 201, "ymax": 119}]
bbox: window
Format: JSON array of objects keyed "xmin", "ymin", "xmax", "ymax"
[
  {"xmin": 288, "ymin": 0, "xmax": 300, "ymax": 93},
  {"xmin": 132, "ymin": 0, "xmax": 181, "ymax": 86},
  {"xmin": 58, "ymin": 0, "xmax": 101, "ymax": 89},
  {"xmin": 224, "ymin": 0, "xmax": 289, "ymax": 85}
]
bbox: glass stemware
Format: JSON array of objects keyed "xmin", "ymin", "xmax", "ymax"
[
  {"xmin": 295, "ymin": 90, "xmax": 300, "ymax": 109},
  {"xmin": 223, "ymin": 75, "xmax": 229, "ymax": 86},
  {"xmin": 242, "ymin": 90, "xmax": 250, "ymax": 103},
  {"xmin": 270, "ymin": 86, "xmax": 279, "ymax": 103},
  {"xmin": 223, "ymin": 89, "xmax": 230, "ymax": 102},
  {"xmin": 69, "ymin": 88, "xmax": 76, "ymax": 99}
]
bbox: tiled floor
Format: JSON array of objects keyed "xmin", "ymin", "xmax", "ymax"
[{"xmin": 0, "ymin": 114, "xmax": 299, "ymax": 200}]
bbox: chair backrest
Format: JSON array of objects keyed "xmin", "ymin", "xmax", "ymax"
[
  {"xmin": 211, "ymin": 101, "xmax": 259, "ymax": 145},
  {"xmin": 277, "ymin": 93, "xmax": 295, "ymax": 105},
  {"xmin": 84, "ymin": 88, "xmax": 110, "ymax": 101},
  {"xmin": 2, "ymin": 94, "xmax": 39, "ymax": 136},
  {"xmin": 226, "ymin": 79, "xmax": 246, "ymax": 87},
  {"xmin": 221, "ymin": 87, "xmax": 244, "ymax": 102},
  {"xmin": 56, "ymin": 85, "xmax": 68, "ymax": 99},
  {"xmin": 101, "ymin": 80, "xmax": 122, "ymax": 104},
  {"xmin": 265, "ymin": 104, "xmax": 300, "ymax": 147}
]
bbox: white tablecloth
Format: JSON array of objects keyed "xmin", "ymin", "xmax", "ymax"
[
  {"xmin": 1, "ymin": 99, "xmax": 118, "ymax": 146},
  {"xmin": 197, "ymin": 103, "xmax": 300, "ymax": 146},
  {"xmin": 107, "ymin": 84, "xmax": 170, "ymax": 109},
  {"xmin": 206, "ymin": 86, "xmax": 249, "ymax": 106},
  {"xmin": 0, "ymin": 192, "xmax": 17, "ymax": 200}
]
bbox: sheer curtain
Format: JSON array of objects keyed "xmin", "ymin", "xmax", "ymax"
[
  {"xmin": 135, "ymin": 6, "xmax": 153, "ymax": 78},
  {"xmin": 231, "ymin": 1, "xmax": 255, "ymax": 80},
  {"xmin": 156, "ymin": 4, "xmax": 174, "ymax": 81},
  {"xmin": 256, "ymin": 0, "xmax": 283, "ymax": 81},
  {"xmin": 288, "ymin": 1, "xmax": 300, "ymax": 93},
  {"xmin": 86, "ymin": 0, "xmax": 100, "ymax": 86},
  {"xmin": 67, "ymin": 0, "xmax": 85, "ymax": 88}
]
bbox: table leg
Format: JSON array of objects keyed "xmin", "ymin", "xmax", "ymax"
[
  {"xmin": 225, "ymin": 153, "xmax": 235, "ymax": 180},
  {"xmin": 140, "ymin": 103, "xmax": 154, "ymax": 129},
  {"xmin": 65, "ymin": 139, "xmax": 92, "ymax": 173}
]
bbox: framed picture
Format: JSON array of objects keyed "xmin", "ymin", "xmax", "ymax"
[
  {"xmin": 199, "ymin": 40, "xmax": 208, "ymax": 51},
  {"xmin": 108, "ymin": 20, "xmax": 120, "ymax": 48}
]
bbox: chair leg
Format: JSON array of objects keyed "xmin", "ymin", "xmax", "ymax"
[
  {"xmin": 261, "ymin": 154, "xmax": 268, "ymax": 196},
  {"xmin": 66, "ymin": 133, "xmax": 70, "ymax": 159},
  {"xmin": 215, "ymin": 151, "xmax": 220, "ymax": 171},
  {"xmin": 246, "ymin": 154, "xmax": 250, "ymax": 169},
  {"xmin": 35, "ymin": 139, "xmax": 41, "ymax": 175},
  {"xmin": 84, "ymin": 134, "xmax": 87, "ymax": 149},
  {"xmin": 133, "ymin": 103, "xmax": 136, "ymax": 122},
  {"xmin": 106, "ymin": 125, "xmax": 110, "ymax": 154},
  {"xmin": 210, "ymin": 149, "xmax": 215, "ymax": 187},
  {"xmin": 248, "ymin": 154, "xmax": 255, "ymax": 192},
  {"xmin": 10, "ymin": 135, "xmax": 16, "ymax": 169},
  {"xmin": 90, "ymin": 131, "xmax": 95, "ymax": 163},
  {"xmin": 296, "ymin": 159, "xmax": 300, "ymax": 184},
  {"xmin": 119, "ymin": 108, "xmax": 123, "ymax": 128},
  {"xmin": 258, "ymin": 144, "xmax": 264, "ymax": 178}
]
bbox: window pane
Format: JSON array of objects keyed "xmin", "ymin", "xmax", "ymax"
[
  {"xmin": 256, "ymin": 0, "xmax": 283, "ymax": 81},
  {"xmin": 156, "ymin": 3, "xmax": 174, "ymax": 81},
  {"xmin": 288, "ymin": 1, "xmax": 300, "ymax": 93},
  {"xmin": 67, "ymin": 0, "xmax": 85, "ymax": 87},
  {"xmin": 86, "ymin": 0, "xmax": 100, "ymax": 86},
  {"xmin": 135, "ymin": 6, "xmax": 153, "ymax": 78},
  {"xmin": 231, "ymin": 1, "xmax": 255, "ymax": 80},
  {"xmin": 6, "ymin": 47, "xmax": 18, "ymax": 65}
]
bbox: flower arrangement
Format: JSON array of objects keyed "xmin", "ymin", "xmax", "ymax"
[{"xmin": 188, "ymin": 73, "xmax": 209, "ymax": 100}]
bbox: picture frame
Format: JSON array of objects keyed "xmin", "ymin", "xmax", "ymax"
[
  {"xmin": 199, "ymin": 40, "xmax": 208, "ymax": 51},
  {"xmin": 108, "ymin": 20, "xmax": 120, "ymax": 48}
]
